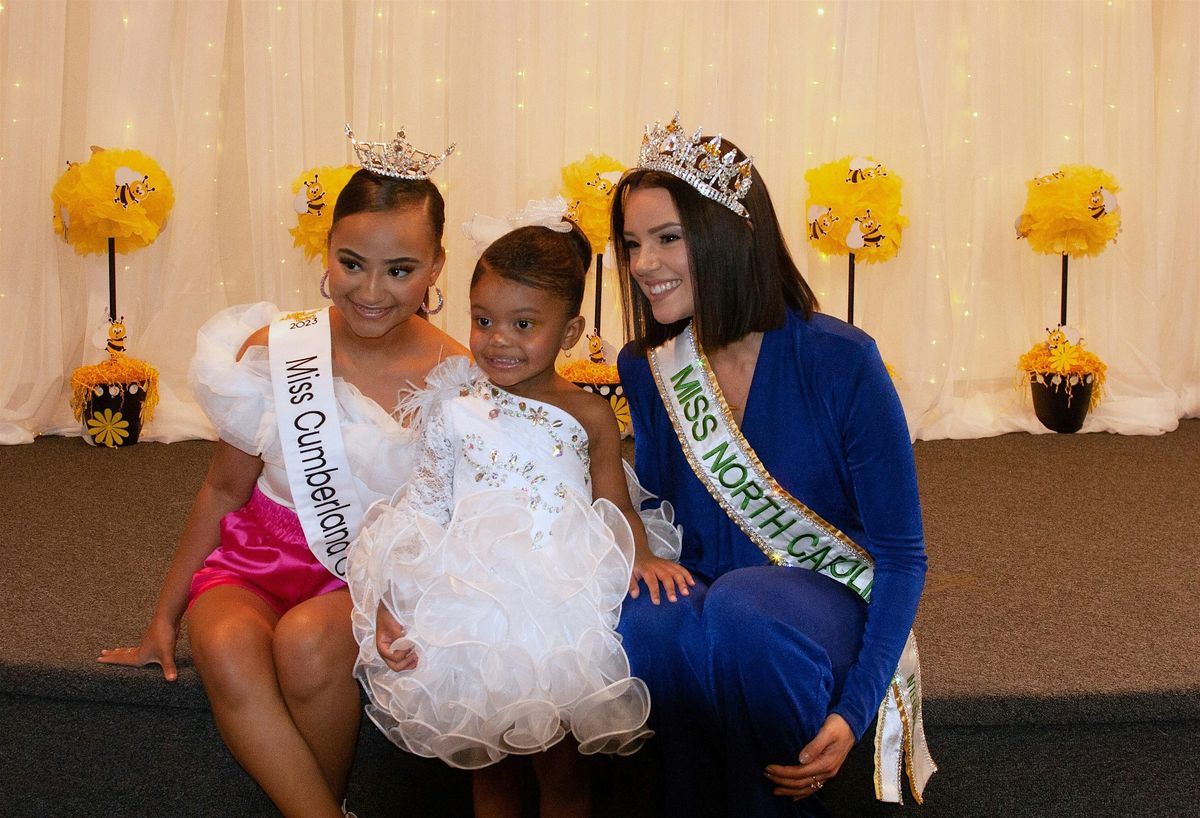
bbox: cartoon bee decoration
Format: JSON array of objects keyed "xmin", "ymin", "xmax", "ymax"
[
  {"xmin": 1087, "ymin": 187, "xmax": 1118, "ymax": 220},
  {"xmin": 106, "ymin": 319, "xmax": 128, "ymax": 357},
  {"xmin": 587, "ymin": 333, "xmax": 606, "ymax": 364},
  {"xmin": 847, "ymin": 209, "xmax": 885, "ymax": 250},
  {"xmin": 294, "ymin": 174, "xmax": 326, "ymax": 216},
  {"xmin": 846, "ymin": 157, "xmax": 888, "ymax": 184},
  {"xmin": 585, "ymin": 172, "xmax": 615, "ymax": 198},
  {"xmin": 1045, "ymin": 326, "xmax": 1081, "ymax": 350},
  {"xmin": 113, "ymin": 167, "xmax": 155, "ymax": 209},
  {"xmin": 807, "ymin": 205, "xmax": 840, "ymax": 241}
]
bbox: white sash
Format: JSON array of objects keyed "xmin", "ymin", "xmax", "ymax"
[
  {"xmin": 268, "ymin": 308, "xmax": 365, "ymax": 580},
  {"xmin": 648, "ymin": 324, "xmax": 936, "ymax": 804}
]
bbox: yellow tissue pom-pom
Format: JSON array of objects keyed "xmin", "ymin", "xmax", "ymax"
[
  {"xmin": 561, "ymin": 154, "xmax": 625, "ymax": 254},
  {"xmin": 51, "ymin": 148, "xmax": 174, "ymax": 256},
  {"xmin": 1018, "ymin": 165, "xmax": 1120, "ymax": 258},
  {"xmin": 288, "ymin": 164, "xmax": 359, "ymax": 265},
  {"xmin": 804, "ymin": 156, "xmax": 906, "ymax": 263},
  {"xmin": 51, "ymin": 161, "xmax": 86, "ymax": 244}
]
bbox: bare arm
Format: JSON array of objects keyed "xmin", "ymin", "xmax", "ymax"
[
  {"xmin": 582, "ymin": 393, "xmax": 694, "ymax": 605},
  {"xmin": 98, "ymin": 439, "xmax": 262, "ymax": 679}
]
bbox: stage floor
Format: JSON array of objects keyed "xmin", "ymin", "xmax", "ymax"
[{"xmin": 2, "ymin": 423, "xmax": 1198, "ymax": 816}]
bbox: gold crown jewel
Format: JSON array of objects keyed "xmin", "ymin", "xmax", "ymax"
[
  {"xmin": 638, "ymin": 113, "xmax": 754, "ymax": 218},
  {"xmin": 344, "ymin": 124, "xmax": 455, "ymax": 180}
]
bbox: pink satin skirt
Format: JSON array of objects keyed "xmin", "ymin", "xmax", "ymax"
[{"xmin": 188, "ymin": 486, "xmax": 347, "ymax": 616}]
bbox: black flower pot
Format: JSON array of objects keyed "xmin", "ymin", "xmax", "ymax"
[
  {"xmin": 81, "ymin": 382, "xmax": 148, "ymax": 447},
  {"xmin": 1029, "ymin": 373, "xmax": 1094, "ymax": 434},
  {"xmin": 573, "ymin": 380, "xmax": 632, "ymax": 438}
]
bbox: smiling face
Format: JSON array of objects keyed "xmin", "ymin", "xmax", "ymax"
[
  {"xmin": 326, "ymin": 206, "xmax": 444, "ymax": 341},
  {"xmin": 469, "ymin": 268, "xmax": 584, "ymax": 399},
  {"xmin": 621, "ymin": 186, "xmax": 695, "ymax": 326}
]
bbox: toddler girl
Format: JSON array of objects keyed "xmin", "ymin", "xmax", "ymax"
[{"xmin": 348, "ymin": 219, "xmax": 691, "ymax": 816}]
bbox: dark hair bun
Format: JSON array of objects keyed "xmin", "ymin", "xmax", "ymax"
[{"xmin": 562, "ymin": 218, "xmax": 593, "ymax": 274}]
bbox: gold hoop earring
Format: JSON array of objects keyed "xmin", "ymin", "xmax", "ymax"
[{"xmin": 419, "ymin": 285, "xmax": 445, "ymax": 316}]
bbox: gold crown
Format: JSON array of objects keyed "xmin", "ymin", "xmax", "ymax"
[
  {"xmin": 345, "ymin": 124, "xmax": 454, "ymax": 180},
  {"xmin": 638, "ymin": 113, "xmax": 754, "ymax": 218}
]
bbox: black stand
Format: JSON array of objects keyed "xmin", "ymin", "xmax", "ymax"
[
  {"xmin": 593, "ymin": 253, "xmax": 603, "ymax": 334},
  {"xmin": 847, "ymin": 252, "xmax": 856, "ymax": 325},
  {"xmin": 1059, "ymin": 253, "xmax": 1069, "ymax": 327},
  {"xmin": 108, "ymin": 237, "xmax": 117, "ymax": 322}
]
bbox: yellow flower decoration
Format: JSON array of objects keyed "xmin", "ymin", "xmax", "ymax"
[
  {"xmin": 804, "ymin": 156, "xmax": 907, "ymax": 263},
  {"xmin": 561, "ymin": 154, "xmax": 625, "ymax": 253},
  {"xmin": 1017, "ymin": 165, "xmax": 1121, "ymax": 257},
  {"xmin": 1018, "ymin": 328, "xmax": 1106, "ymax": 411},
  {"xmin": 1048, "ymin": 342, "xmax": 1082, "ymax": 373},
  {"xmin": 87, "ymin": 408, "xmax": 130, "ymax": 448},
  {"xmin": 288, "ymin": 164, "xmax": 359, "ymax": 265},
  {"xmin": 51, "ymin": 148, "xmax": 174, "ymax": 256},
  {"xmin": 610, "ymin": 395, "xmax": 631, "ymax": 436}
]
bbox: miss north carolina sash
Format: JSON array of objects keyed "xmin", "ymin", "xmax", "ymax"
[
  {"xmin": 648, "ymin": 324, "xmax": 936, "ymax": 804},
  {"xmin": 268, "ymin": 308, "xmax": 365, "ymax": 579}
]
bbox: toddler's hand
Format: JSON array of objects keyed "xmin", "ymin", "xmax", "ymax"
[
  {"xmin": 630, "ymin": 555, "xmax": 695, "ymax": 605},
  {"xmin": 375, "ymin": 602, "xmax": 418, "ymax": 672}
]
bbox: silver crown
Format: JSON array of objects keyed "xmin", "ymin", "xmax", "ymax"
[
  {"xmin": 345, "ymin": 123, "xmax": 454, "ymax": 180},
  {"xmin": 638, "ymin": 113, "xmax": 754, "ymax": 218}
]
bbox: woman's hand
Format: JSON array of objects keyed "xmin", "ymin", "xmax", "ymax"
[
  {"xmin": 375, "ymin": 602, "xmax": 418, "ymax": 672},
  {"xmin": 629, "ymin": 554, "xmax": 695, "ymax": 604},
  {"xmin": 763, "ymin": 713, "xmax": 854, "ymax": 800},
  {"xmin": 97, "ymin": 616, "xmax": 180, "ymax": 681}
]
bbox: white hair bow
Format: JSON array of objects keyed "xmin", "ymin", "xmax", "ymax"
[{"xmin": 461, "ymin": 195, "xmax": 573, "ymax": 258}]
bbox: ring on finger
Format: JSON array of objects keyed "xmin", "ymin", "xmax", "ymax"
[{"xmin": 812, "ymin": 779, "xmax": 824, "ymax": 790}]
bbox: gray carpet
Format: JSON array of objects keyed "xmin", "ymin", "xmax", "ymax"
[{"xmin": 1, "ymin": 423, "xmax": 1198, "ymax": 816}]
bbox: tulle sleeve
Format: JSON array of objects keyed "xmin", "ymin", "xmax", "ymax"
[
  {"xmin": 387, "ymin": 400, "xmax": 456, "ymax": 526},
  {"xmin": 187, "ymin": 302, "xmax": 280, "ymax": 457},
  {"xmin": 395, "ymin": 355, "xmax": 476, "ymax": 436},
  {"xmin": 624, "ymin": 460, "xmax": 682, "ymax": 561}
]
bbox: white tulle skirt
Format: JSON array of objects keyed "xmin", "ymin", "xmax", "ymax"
[{"xmin": 349, "ymin": 488, "xmax": 655, "ymax": 769}]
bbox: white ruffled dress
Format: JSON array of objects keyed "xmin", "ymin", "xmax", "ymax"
[
  {"xmin": 348, "ymin": 357, "xmax": 680, "ymax": 769},
  {"xmin": 187, "ymin": 302, "xmax": 418, "ymax": 510}
]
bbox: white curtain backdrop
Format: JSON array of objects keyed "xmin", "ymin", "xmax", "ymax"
[{"xmin": 1, "ymin": 0, "xmax": 1196, "ymax": 444}]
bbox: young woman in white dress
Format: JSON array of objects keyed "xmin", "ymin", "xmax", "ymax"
[{"xmin": 100, "ymin": 131, "xmax": 467, "ymax": 818}]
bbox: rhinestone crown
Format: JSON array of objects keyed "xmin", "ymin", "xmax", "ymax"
[
  {"xmin": 638, "ymin": 113, "xmax": 754, "ymax": 218},
  {"xmin": 345, "ymin": 123, "xmax": 454, "ymax": 180}
]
